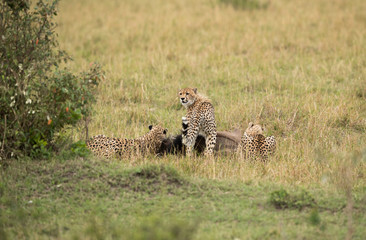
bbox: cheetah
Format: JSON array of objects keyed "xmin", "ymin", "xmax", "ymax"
[
  {"xmin": 179, "ymin": 87, "xmax": 217, "ymax": 156},
  {"xmin": 86, "ymin": 125, "xmax": 168, "ymax": 158},
  {"xmin": 236, "ymin": 122, "xmax": 276, "ymax": 160}
]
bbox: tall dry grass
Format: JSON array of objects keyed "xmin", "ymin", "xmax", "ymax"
[{"xmin": 56, "ymin": 0, "xmax": 366, "ymax": 188}]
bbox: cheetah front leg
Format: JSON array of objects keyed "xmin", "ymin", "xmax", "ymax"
[
  {"xmin": 183, "ymin": 117, "xmax": 200, "ymax": 157},
  {"xmin": 237, "ymin": 133, "xmax": 254, "ymax": 159},
  {"xmin": 204, "ymin": 121, "xmax": 216, "ymax": 157},
  {"xmin": 266, "ymin": 136, "xmax": 276, "ymax": 154},
  {"xmin": 181, "ymin": 116, "xmax": 189, "ymax": 145},
  {"xmin": 259, "ymin": 136, "xmax": 276, "ymax": 161}
]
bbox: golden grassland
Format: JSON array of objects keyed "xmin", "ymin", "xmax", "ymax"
[{"xmin": 56, "ymin": 0, "xmax": 366, "ymax": 188}]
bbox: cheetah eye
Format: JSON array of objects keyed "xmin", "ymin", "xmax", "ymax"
[{"xmin": 186, "ymin": 92, "xmax": 189, "ymax": 95}]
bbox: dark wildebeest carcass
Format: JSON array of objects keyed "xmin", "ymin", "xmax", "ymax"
[{"xmin": 158, "ymin": 129, "xmax": 242, "ymax": 156}]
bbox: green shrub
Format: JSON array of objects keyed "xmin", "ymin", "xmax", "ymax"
[
  {"xmin": 269, "ymin": 189, "xmax": 291, "ymax": 209},
  {"xmin": 0, "ymin": 0, "xmax": 104, "ymax": 160},
  {"xmin": 270, "ymin": 189, "xmax": 316, "ymax": 210}
]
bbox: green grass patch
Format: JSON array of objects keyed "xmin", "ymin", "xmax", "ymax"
[{"xmin": 1, "ymin": 159, "xmax": 365, "ymax": 239}]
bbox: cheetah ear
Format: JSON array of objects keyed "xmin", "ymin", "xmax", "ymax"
[
  {"xmin": 193, "ymin": 88, "xmax": 197, "ymax": 94},
  {"xmin": 248, "ymin": 122, "xmax": 254, "ymax": 128},
  {"xmin": 163, "ymin": 129, "xmax": 168, "ymax": 134},
  {"xmin": 149, "ymin": 125, "xmax": 153, "ymax": 130}
]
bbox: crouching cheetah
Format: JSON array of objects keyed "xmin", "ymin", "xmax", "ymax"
[
  {"xmin": 179, "ymin": 87, "xmax": 217, "ymax": 157},
  {"xmin": 236, "ymin": 122, "xmax": 276, "ymax": 160},
  {"xmin": 87, "ymin": 125, "xmax": 168, "ymax": 158}
]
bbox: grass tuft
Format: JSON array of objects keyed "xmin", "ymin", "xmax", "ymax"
[
  {"xmin": 309, "ymin": 208, "xmax": 321, "ymax": 226},
  {"xmin": 219, "ymin": 0, "xmax": 269, "ymax": 10}
]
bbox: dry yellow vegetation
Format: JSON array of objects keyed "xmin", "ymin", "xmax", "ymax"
[{"xmin": 56, "ymin": 0, "xmax": 366, "ymax": 187}]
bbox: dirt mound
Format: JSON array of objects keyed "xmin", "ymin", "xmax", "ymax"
[{"xmin": 108, "ymin": 164, "xmax": 188, "ymax": 194}]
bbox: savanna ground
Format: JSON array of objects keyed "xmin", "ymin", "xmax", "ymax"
[{"xmin": 1, "ymin": 0, "xmax": 366, "ymax": 239}]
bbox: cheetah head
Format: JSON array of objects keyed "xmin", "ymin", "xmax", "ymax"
[
  {"xmin": 148, "ymin": 124, "xmax": 168, "ymax": 142},
  {"xmin": 245, "ymin": 122, "xmax": 264, "ymax": 136},
  {"xmin": 178, "ymin": 87, "xmax": 198, "ymax": 108}
]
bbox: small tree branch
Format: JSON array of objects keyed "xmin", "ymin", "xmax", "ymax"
[
  {"xmin": 85, "ymin": 115, "xmax": 89, "ymax": 142},
  {"xmin": 1, "ymin": 115, "xmax": 6, "ymax": 152}
]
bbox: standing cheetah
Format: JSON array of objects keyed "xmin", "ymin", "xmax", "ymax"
[{"xmin": 179, "ymin": 87, "xmax": 217, "ymax": 157}]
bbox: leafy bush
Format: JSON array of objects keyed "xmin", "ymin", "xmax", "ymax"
[
  {"xmin": 270, "ymin": 189, "xmax": 316, "ymax": 210},
  {"xmin": 0, "ymin": 0, "xmax": 104, "ymax": 160}
]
